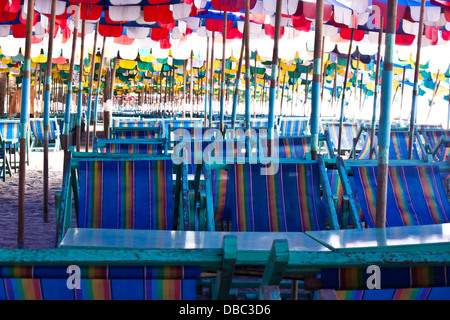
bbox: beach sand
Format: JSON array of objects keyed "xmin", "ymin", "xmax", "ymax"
[{"xmin": 0, "ymin": 149, "xmax": 65, "ymax": 249}]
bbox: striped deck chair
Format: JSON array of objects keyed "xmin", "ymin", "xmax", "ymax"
[
  {"xmin": 0, "ymin": 121, "xmax": 20, "ymax": 141},
  {"xmin": 77, "ymin": 159, "xmax": 175, "ymax": 230},
  {"xmin": 423, "ymin": 129, "xmax": 450, "ymax": 162},
  {"xmin": 0, "ymin": 132, "xmax": 12, "ymax": 181},
  {"xmin": 259, "ymin": 134, "xmax": 335, "ymax": 160},
  {"xmin": 226, "ymin": 161, "xmax": 336, "ymax": 232},
  {"xmin": 389, "ymin": 131, "xmax": 421, "ymax": 160},
  {"xmin": 0, "ymin": 120, "xmax": 21, "ymax": 168},
  {"xmin": 0, "ymin": 265, "xmax": 200, "ymax": 300},
  {"xmin": 112, "ymin": 127, "xmax": 161, "ymax": 139},
  {"xmin": 250, "ymin": 119, "xmax": 268, "ymax": 127},
  {"xmin": 113, "ymin": 120, "xmax": 156, "ymax": 128},
  {"xmin": 278, "ymin": 118, "xmax": 309, "ymax": 136},
  {"xmin": 29, "ymin": 118, "xmax": 60, "ymax": 151},
  {"xmin": 325, "ymin": 122, "xmax": 362, "ymax": 153},
  {"xmin": 321, "ymin": 163, "xmax": 450, "ymax": 300},
  {"xmin": 93, "ymin": 139, "xmax": 165, "ymax": 156},
  {"xmin": 355, "ymin": 131, "xmax": 377, "ymax": 160}
]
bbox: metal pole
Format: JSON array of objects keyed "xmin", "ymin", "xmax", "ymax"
[
  {"xmin": 220, "ymin": 12, "xmax": 227, "ymax": 131},
  {"xmin": 408, "ymin": 0, "xmax": 425, "ymax": 159},
  {"xmin": 85, "ymin": 22, "xmax": 99, "ymax": 150},
  {"xmin": 311, "ymin": 0, "xmax": 324, "ymax": 160},
  {"xmin": 92, "ymin": 36, "xmax": 106, "ymax": 142},
  {"xmin": 376, "ymin": 0, "xmax": 398, "ymax": 228},
  {"xmin": 232, "ymin": 28, "xmax": 245, "ymax": 129},
  {"xmin": 63, "ymin": 4, "xmax": 80, "ymax": 153},
  {"xmin": 76, "ymin": 19, "xmax": 86, "ymax": 152},
  {"xmin": 204, "ymin": 36, "xmax": 210, "ymax": 126},
  {"xmin": 244, "ymin": 0, "xmax": 250, "ymax": 129},
  {"xmin": 42, "ymin": 0, "xmax": 57, "ymax": 224},
  {"xmin": 17, "ymin": 0, "xmax": 35, "ymax": 248},
  {"xmin": 267, "ymin": 0, "xmax": 282, "ymax": 138},
  {"xmin": 337, "ymin": 28, "xmax": 354, "ymax": 155},
  {"xmin": 209, "ymin": 32, "xmax": 215, "ymax": 126},
  {"xmin": 370, "ymin": 16, "xmax": 384, "ymax": 159}
]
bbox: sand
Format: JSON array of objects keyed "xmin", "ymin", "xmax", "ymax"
[{"xmin": 0, "ymin": 149, "xmax": 65, "ymax": 249}]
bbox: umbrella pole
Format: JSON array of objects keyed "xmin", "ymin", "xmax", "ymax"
[
  {"xmin": 76, "ymin": 20, "xmax": 86, "ymax": 152},
  {"xmin": 408, "ymin": 0, "xmax": 425, "ymax": 159},
  {"xmin": 182, "ymin": 59, "xmax": 187, "ymax": 118},
  {"xmin": 17, "ymin": 0, "xmax": 35, "ymax": 249},
  {"xmin": 370, "ymin": 16, "xmax": 383, "ymax": 159},
  {"xmin": 303, "ymin": 65, "xmax": 309, "ymax": 115},
  {"xmin": 311, "ymin": 0, "xmax": 324, "ymax": 160},
  {"xmin": 376, "ymin": 0, "xmax": 398, "ymax": 228},
  {"xmin": 63, "ymin": 4, "xmax": 80, "ymax": 154},
  {"xmin": 244, "ymin": 0, "xmax": 250, "ymax": 129},
  {"xmin": 337, "ymin": 28, "xmax": 354, "ymax": 155},
  {"xmin": 92, "ymin": 36, "xmax": 106, "ymax": 141},
  {"xmin": 204, "ymin": 36, "xmax": 210, "ymax": 126},
  {"xmin": 43, "ymin": 0, "xmax": 57, "ymax": 224},
  {"xmin": 280, "ymin": 68, "xmax": 286, "ymax": 116},
  {"xmin": 85, "ymin": 23, "xmax": 98, "ymax": 151},
  {"xmin": 209, "ymin": 32, "xmax": 215, "ymax": 126},
  {"xmin": 190, "ymin": 50, "xmax": 194, "ymax": 118},
  {"xmin": 398, "ymin": 65, "xmax": 406, "ymax": 120},
  {"xmin": 220, "ymin": 12, "xmax": 227, "ymax": 131},
  {"xmin": 426, "ymin": 74, "xmax": 440, "ymax": 124},
  {"xmin": 267, "ymin": 0, "xmax": 282, "ymax": 140},
  {"xmin": 232, "ymin": 26, "xmax": 245, "ymax": 129}
]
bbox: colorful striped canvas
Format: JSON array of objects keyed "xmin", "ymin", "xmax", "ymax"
[
  {"xmin": 352, "ymin": 165, "xmax": 450, "ymax": 228},
  {"xmin": 325, "ymin": 122, "xmax": 362, "ymax": 151},
  {"xmin": 356, "ymin": 131, "xmax": 377, "ymax": 160},
  {"xmin": 0, "ymin": 122, "xmax": 20, "ymax": 140},
  {"xmin": 98, "ymin": 143, "xmax": 163, "ymax": 155},
  {"xmin": 117, "ymin": 121, "xmax": 156, "ymax": 128},
  {"xmin": 424, "ymin": 130, "xmax": 450, "ymax": 161},
  {"xmin": 78, "ymin": 160, "xmax": 173, "ymax": 230},
  {"xmin": 279, "ymin": 119, "xmax": 309, "ymax": 136},
  {"xmin": 259, "ymin": 137, "xmax": 311, "ymax": 159},
  {"xmin": 321, "ymin": 164, "xmax": 450, "ymax": 300},
  {"xmin": 30, "ymin": 119, "xmax": 59, "ymax": 141},
  {"xmin": 228, "ymin": 162, "xmax": 324, "ymax": 232},
  {"xmin": 323, "ymin": 266, "xmax": 448, "ymax": 291},
  {"xmin": 2, "ymin": 278, "xmax": 43, "ymax": 300},
  {"xmin": 212, "ymin": 168, "xmax": 229, "ymax": 222},
  {"xmin": 115, "ymin": 129, "xmax": 159, "ymax": 139}
]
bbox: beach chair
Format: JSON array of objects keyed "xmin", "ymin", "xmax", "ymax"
[
  {"xmin": 317, "ymin": 159, "xmax": 450, "ymax": 300},
  {"xmin": 93, "ymin": 137, "xmax": 167, "ymax": 155},
  {"xmin": 168, "ymin": 126, "xmax": 219, "ymax": 150},
  {"xmin": 278, "ymin": 117, "xmax": 309, "ymax": 136},
  {"xmin": 421, "ymin": 128, "xmax": 450, "ymax": 162},
  {"xmin": 56, "ymin": 152, "xmax": 193, "ymax": 244},
  {"xmin": 0, "ymin": 132, "xmax": 12, "ymax": 181},
  {"xmin": 0, "ymin": 264, "xmax": 200, "ymax": 300},
  {"xmin": 0, "ymin": 119, "xmax": 25, "ymax": 168},
  {"xmin": 350, "ymin": 126, "xmax": 425, "ymax": 160},
  {"xmin": 324, "ymin": 122, "xmax": 362, "ymax": 155},
  {"xmin": 195, "ymin": 156, "xmax": 340, "ymax": 298},
  {"xmin": 29, "ymin": 118, "xmax": 61, "ymax": 152},
  {"xmin": 53, "ymin": 151, "xmax": 199, "ymax": 300},
  {"xmin": 111, "ymin": 126, "xmax": 162, "ymax": 140},
  {"xmin": 258, "ymin": 133, "xmax": 335, "ymax": 160}
]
